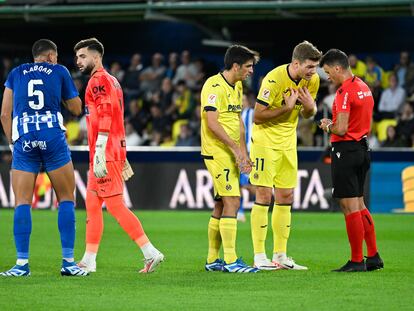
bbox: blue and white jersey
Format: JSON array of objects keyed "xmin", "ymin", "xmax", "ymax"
[
  {"xmin": 241, "ymin": 107, "xmax": 254, "ymax": 152},
  {"xmin": 4, "ymin": 62, "xmax": 79, "ymax": 142}
]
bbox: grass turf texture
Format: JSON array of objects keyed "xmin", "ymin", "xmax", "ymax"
[{"xmin": 0, "ymin": 209, "xmax": 413, "ymax": 311}]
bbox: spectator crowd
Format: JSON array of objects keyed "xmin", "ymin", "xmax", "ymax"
[{"xmin": 1, "ymin": 50, "xmax": 414, "ymax": 149}]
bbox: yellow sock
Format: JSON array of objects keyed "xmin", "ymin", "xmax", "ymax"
[
  {"xmin": 207, "ymin": 217, "xmax": 221, "ymax": 263},
  {"xmin": 219, "ymin": 217, "xmax": 238, "ymax": 263},
  {"xmin": 251, "ymin": 203, "xmax": 269, "ymax": 254},
  {"xmin": 272, "ymin": 204, "xmax": 291, "ymax": 254}
]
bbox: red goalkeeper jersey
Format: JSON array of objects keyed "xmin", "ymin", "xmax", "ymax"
[{"xmin": 85, "ymin": 67, "xmax": 126, "ymax": 163}]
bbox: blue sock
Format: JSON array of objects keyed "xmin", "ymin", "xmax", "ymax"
[
  {"xmin": 14, "ymin": 204, "xmax": 32, "ymax": 260},
  {"xmin": 58, "ymin": 201, "xmax": 75, "ymax": 259}
]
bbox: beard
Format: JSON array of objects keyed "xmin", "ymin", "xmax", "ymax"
[{"xmin": 80, "ymin": 63, "xmax": 94, "ymax": 75}]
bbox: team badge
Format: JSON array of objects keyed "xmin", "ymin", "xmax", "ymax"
[
  {"xmin": 208, "ymin": 94, "xmax": 217, "ymax": 105},
  {"xmin": 262, "ymin": 88, "xmax": 270, "ymax": 100},
  {"xmin": 226, "ymin": 184, "xmax": 232, "ymax": 191},
  {"xmin": 253, "ymin": 173, "xmax": 259, "ymax": 180}
]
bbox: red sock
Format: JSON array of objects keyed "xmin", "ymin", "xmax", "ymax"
[
  {"xmin": 345, "ymin": 211, "xmax": 364, "ymax": 262},
  {"xmin": 360, "ymin": 209, "xmax": 378, "ymax": 257},
  {"xmin": 105, "ymin": 194, "xmax": 147, "ymax": 241}
]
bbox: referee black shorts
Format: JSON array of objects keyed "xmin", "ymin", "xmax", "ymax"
[{"xmin": 330, "ymin": 138, "xmax": 370, "ymax": 198}]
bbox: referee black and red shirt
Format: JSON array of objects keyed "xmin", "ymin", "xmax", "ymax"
[{"xmin": 331, "ymin": 76, "xmax": 374, "ymax": 143}]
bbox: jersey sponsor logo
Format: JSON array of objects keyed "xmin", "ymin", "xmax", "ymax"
[
  {"xmin": 357, "ymin": 90, "xmax": 372, "ymax": 99},
  {"xmin": 227, "ymin": 104, "xmax": 241, "ymax": 112},
  {"xmin": 342, "ymin": 92, "xmax": 348, "ymax": 109},
  {"xmin": 22, "ymin": 140, "xmax": 47, "ymax": 152},
  {"xmin": 262, "ymin": 88, "xmax": 270, "ymax": 100},
  {"xmin": 92, "ymin": 85, "xmax": 106, "ymax": 94},
  {"xmin": 96, "ymin": 177, "xmax": 112, "ymax": 184},
  {"xmin": 19, "ymin": 114, "xmax": 57, "ymax": 125},
  {"xmin": 207, "ymin": 94, "xmax": 217, "ymax": 105}
]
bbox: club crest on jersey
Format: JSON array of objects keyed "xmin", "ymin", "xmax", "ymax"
[
  {"xmin": 262, "ymin": 88, "xmax": 270, "ymax": 100},
  {"xmin": 225, "ymin": 184, "xmax": 232, "ymax": 191},
  {"xmin": 208, "ymin": 94, "xmax": 217, "ymax": 105}
]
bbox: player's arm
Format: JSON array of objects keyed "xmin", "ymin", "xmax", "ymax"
[
  {"xmin": 92, "ymin": 77, "xmax": 113, "ymax": 178},
  {"xmin": 238, "ymin": 117, "xmax": 253, "ymax": 174},
  {"xmin": 206, "ymin": 109, "xmax": 243, "ymax": 166},
  {"xmin": 254, "ymin": 88, "xmax": 298, "ymax": 124},
  {"xmin": 0, "ymin": 87, "xmax": 13, "ymax": 145},
  {"xmin": 64, "ymin": 96, "xmax": 82, "ymax": 116}
]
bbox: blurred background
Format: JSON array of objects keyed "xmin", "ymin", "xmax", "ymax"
[{"xmin": 0, "ymin": 0, "xmax": 413, "ymax": 213}]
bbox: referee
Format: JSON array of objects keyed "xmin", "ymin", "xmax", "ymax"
[{"xmin": 319, "ymin": 49, "xmax": 383, "ymax": 272}]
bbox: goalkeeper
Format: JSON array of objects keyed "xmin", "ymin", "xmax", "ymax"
[{"xmin": 74, "ymin": 38, "xmax": 164, "ymax": 273}]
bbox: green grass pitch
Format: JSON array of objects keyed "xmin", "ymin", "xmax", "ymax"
[{"xmin": 0, "ymin": 209, "xmax": 413, "ymax": 310}]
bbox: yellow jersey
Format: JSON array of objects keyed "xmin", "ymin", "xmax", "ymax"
[
  {"xmin": 351, "ymin": 60, "xmax": 367, "ymax": 79},
  {"xmin": 252, "ymin": 64, "xmax": 320, "ymax": 150},
  {"xmin": 201, "ymin": 73, "xmax": 243, "ymax": 158}
]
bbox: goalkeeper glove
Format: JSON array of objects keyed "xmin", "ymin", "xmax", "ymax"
[
  {"xmin": 122, "ymin": 158, "xmax": 134, "ymax": 181},
  {"xmin": 93, "ymin": 134, "xmax": 108, "ymax": 178}
]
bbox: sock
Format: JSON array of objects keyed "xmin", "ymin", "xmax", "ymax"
[
  {"xmin": 272, "ymin": 204, "xmax": 291, "ymax": 254},
  {"xmin": 81, "ymin": 251, "xmax": 97, "ymax": 264},
  {"xmin": 58, "ymin": 201, "xmax": 76, "ymax": 260},
  {"xmin": 251, "ymin": 203, "xmax": 269, "ymax": 254},
  {"xmin": 85, "ymin": 191, "xmax": 104, "ymax": 249},
  {"xmin": 345, "ymin": 211, "xmax": 365, "ymax": 262},
  {"xmin": 219, "ymin": 217, "xmax": 238, "ymax": 264},
  {"xmin": 14, "ymin": 204, "xmax": 32, "ymax": 261},
  {"xmin": 360, "ymin": 209, "xmax": 378, "ymax": 257},
  {"xmin": 105, "ymin": 194, "xmax": 147, "ymax": 242},
  {"xmin": 140, "ymin": 242, "xmax": 159, "ymax": 259},
  {"xmin": 16, "ymin": 259, "xmax": 28, "ymax": 266},
  {"xmin": 207, "ymin": 216, "xmax": 221, "ymax": 263}
]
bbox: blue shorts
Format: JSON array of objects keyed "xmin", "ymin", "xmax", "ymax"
[
  {"xmin": 12, "ymin": 128, "xmax": 71, "ymax": 173},
  {"xmin": 240, "ymin": 173, "xmax": 250, "ymax": 186}
]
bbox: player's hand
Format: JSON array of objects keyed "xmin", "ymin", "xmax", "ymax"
[
  {"xmin": 319, "ymin": 118, "xmax": 333, "ymax": 132},
  {"xmin": 239, "ymin": 157, "xmax": 254, "ymax": 174},
  {"xmin": 282, "ymin": 88, "xmax": 298, "ymax": 112},
  {"xmin": 122, "ymin": 159, "xmax": 134, "ymax": 181},
  {"xmin": 93, "ymin": 134, "xmax": 108, "ymax": 178},
  {"xmin": 298, "ymin": 87, "xmax": 314, "ymax": 107}
]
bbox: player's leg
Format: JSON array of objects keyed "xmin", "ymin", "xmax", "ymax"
[
  {"xmin": 0, "ymin": 169, "xmax": 36, "ymax": 277},
  {"xmin": 43, "ymin": 129, "xmax": 88, "ymax": 276},
  {"xmin": 331, "ymin": 143, "xmax": 366, "ymax": 272},
  {"xmin": 249, "ymin": 144, "xmax": 278, "ymax": 270},
  {"xmin": 271, "ymin": 149, "xmax": 306, "ymax": 270},
  {"xmin": 205, "ymin": 198, "xmax": 224, "ymax": 271},
  {"xmin": 357, "ymin": 150, "xmax": 383, "ymax": 270},
  {"xmin": 99, "ymin": 161, "xmax": 163, "ymax": 273},
  {"xmin": 78, "ymin": 189, "xmax": 104, "ymax": 272},
  {"xmin": 0, "ymin": 134, "xmax": 40, "ymax": 277},
  {"xmin": 104, "ymin": 193, "xmax": 164, "ymax": 273}
]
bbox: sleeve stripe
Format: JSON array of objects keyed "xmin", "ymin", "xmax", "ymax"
[
  {"xmin": 204, "ymin": 106, "xmax": 217, "ymax": 112},
  {"xmin": 256, "ymin": 99, "xmax": 269, "ymax": 107}
]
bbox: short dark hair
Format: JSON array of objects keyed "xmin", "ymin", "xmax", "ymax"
[
  {"xmin": 292, "ymin": 41, "xmax": 322, "ymax": 63},
  {"xmin": 74, "ymin": 37, "xmax": 104, "ymax": 56},
  {"xmin": 224, "ymin": 45, "xmax": 260, "ymax": 70},
  {"xmin": 319, "ymin": 49, "xmax": 350, "ymax": 69},
  {"xmin": 32, "ymin": 39, "xmax": 57, "ymax": 58}
]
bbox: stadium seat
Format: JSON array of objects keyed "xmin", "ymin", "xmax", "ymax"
[{"xmin": 376, "ymin": 119, "xmax": 397, "ymax": 142}]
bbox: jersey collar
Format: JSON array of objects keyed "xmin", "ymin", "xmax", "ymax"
[
  {"xmin": 219, "ymin": 72, "xmax": 235, "ymax": 89},
  {"xmin": 286, "ymin": 64, "xmax": 301, "ymax": 85},
  {"xmin": 91, "ymin": 67, "xmax": 105, "ymax": 78}
]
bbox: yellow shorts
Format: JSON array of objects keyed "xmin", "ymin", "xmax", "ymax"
[
  {"xmin": 204, "ymin": 156, "xmax": 240, "ymax": 199},
  {"xmin": 249, "ymin": 144, "xmax": 297, "ymax": 189}
]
